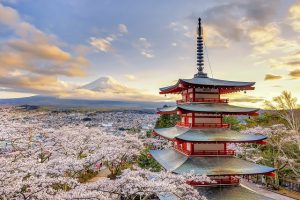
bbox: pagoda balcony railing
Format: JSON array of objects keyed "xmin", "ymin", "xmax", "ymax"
[
  {"xmin": 193, "ymin": 150, "xmax": 235, "ymax": 156},
  {"xmin": 176, "ymin": 122, "xmax": 230, "ymax": 128},
  {"xmin": 176, "ymin": 98, "xmax": 228, "ymax": 104},
  {"xmin": 188, "ymin": 177, "xmax": 240, "ymax": 186},
  {"xmin": 174, "ymin": 145, "xmax": 235, "ymax": 156}
]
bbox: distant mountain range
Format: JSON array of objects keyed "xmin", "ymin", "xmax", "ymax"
[{"xmin": 0, "ymin": 96, "xmax": 173, "ymax": 110}]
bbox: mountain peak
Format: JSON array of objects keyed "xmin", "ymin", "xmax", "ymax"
[{"xmin": 81, "ymin": 76, "xmax": 127, "ymax": 92}]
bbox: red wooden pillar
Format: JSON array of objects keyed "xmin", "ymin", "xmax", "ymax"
[
  {"xmin": 182, "ymin": 142, "xmax": 186, "ymax": 151},
  {"xmin": 221, "ymin": 114, "xmax": 223, "ymax": 125},
  {"xmin": 193, "ymin": 87, "xmax": 195, "ymax": 102},
  {"xmin": 191, "ymin": 143, "xmax": 194, "ymax": 154},
  {"xmin": 192, "ymin": 113, "xmax": 195, "ymax": 127}
]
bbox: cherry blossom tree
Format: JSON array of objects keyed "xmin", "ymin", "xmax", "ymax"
[
  {"xmin": 265, "ymin": 91, "xmax": 300, "ymax": 131},
  {"xmin": 61, "ymin": 168, "xmax": 208, "ymax": 200},
  {"xmin": 0, "ymin": 107, "xmax": 208, "ymax": 199},
  {"xmin": 238, "ymin": 124, "xmax": 300, "ymax": 188}
]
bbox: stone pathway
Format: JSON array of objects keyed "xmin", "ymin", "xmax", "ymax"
[{"xmin": 240, "ymin": 179, "xmax": 296, "ymax": 200}]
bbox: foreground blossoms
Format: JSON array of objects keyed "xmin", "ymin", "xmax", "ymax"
[{"xmin": 0, "ymin": 107, "xmax": 208, "ymax": 200}]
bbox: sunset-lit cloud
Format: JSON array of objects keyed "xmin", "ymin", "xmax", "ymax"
[
  {"xmin": 0, "ymin": 3, "xmax": 89, "ymax": 97},
  {"xmin": 288, "ymin": 0, "xmax": 300, "ymax": 32},
  {"xmin": 89, "ymin": 36, "xmax": 114, "ymax": 52},
  {"xmin": 264, "ymin": 74, "xmax": 282, "ymax": 81},
  {"xmin": 89, "ymin": 24, "xmax": 128, "ymax": 53},
  {"xmin": 289, "ymin": 69, "xmax": 300, "ymax": 78},
  {"xmin": 248, "ymin": 23, "xmax": 298, "ymax": 54}
]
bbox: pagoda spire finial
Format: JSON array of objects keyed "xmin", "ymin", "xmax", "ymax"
[{"xmin": 194, "ymin": 17, "xmax": 208, "ymax": 78}]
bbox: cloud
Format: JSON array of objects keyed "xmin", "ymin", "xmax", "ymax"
[
  {"xmin": 230, "ymin": 96, "xmax": 265, "ymax": 104},
  {"xmin": 89, "ymin": 36, "xmax": 113, "ymax": 52},
  {"xmin": 200, "ymin": 0, "xmax": 280, "ymax": 42},
  {"xmin": 0, "ymin": 74, "xmax": 72, "ymax": 95},
  {"xmin": 288, "ymin": 0, "xmax": 300, "ymax": 32},
  {"xmin": 248, "ymin": 23, "xmax": 298, "ymax": 54},
  {"xmin": 0, "ymin": 3, "xmax": 89, "ymax": 96},
  {"xmin": 168, "ymin": 22, "xmax": 194, "ymax": 38},
  {"xmin": 286, "ymin": 60, "xmax": 300, "ymax": 66},
  {"xmin": 266, "ymin": 49, "xmax": 300, "ymax": 68},
  {"xmin": 224, "ymin": 92, "xmax": 265, "ymax": 106},
  {"xmin": 8, "ymin": 39, "xmax": 71, "ymax": 61},
  {"xmin": 203, "ymin": 25, "xmax": 229, "ymax": 48},
  {"xmin": 89, "ymin": 24, "xmax": 128, "ymax": 53},
  {"xmin": 168, "ymin": 20, "xmax": 229, "ymax": 48},
  {"xmin": 264, "ymin": 74, "xmax": 282, "ymax": 81},
  {"xmin": 118, "ymin": 24, "xmax": 128, "ymax": 33},
  {"xmin": 123, "ymin": 74, "xmax": 136, "ymax": 81},
  {"xmin": 134, "ymin": 37, "xmax": 154, "ymax": 58},
  {"xmin": 72, "ymin": 76, "xmax": 161, "ymax": 101},
  {"xmin": 289, "ymin": 69, "xmax": 300, "ymax": 78}
]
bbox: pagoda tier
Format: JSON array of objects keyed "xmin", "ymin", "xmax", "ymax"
[
  {"xmin": 159, "ymin": 77, "xmax": 255, "ymax": 95},
  {"xmin": 154, "ymin": 127, "xmax": 267, "ymax": 143},
  {"xmin": 151, "ymin": 149, "xmax": 275, "ymax": 177},
  {"xmin": 158, "ymin": 103, "xmax": 259, "ymax": 115}
]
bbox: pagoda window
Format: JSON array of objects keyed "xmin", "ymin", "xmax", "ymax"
[
  {"xmin": 195, "ymin": 117, "xmax": 222, "ymax": 124},
  {"xmin": 195, "ymin": 93, "xmax": 219, "ymax": 99},
  {"xmin": 195, "ymin": 88, "xmax": 219, "ymax": 93},
  {"xmin": 181, "ymin": 117, "xmax": 185, "ymax": 123},
  {"xmin": 186, "ymin": 143, "xmax": 191, "ymax": 151},
  {"xmin": 194, "ymin": 143, "xmax": 224, "ymax": 151},
  {"xmin": 188, "ymin": 93, "xmax": 193, "ymax": 100}
]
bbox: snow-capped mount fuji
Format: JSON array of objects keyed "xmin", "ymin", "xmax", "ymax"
[{"xmin": 80, "ymin": 77, "xmax": 128, "ymax": 93}]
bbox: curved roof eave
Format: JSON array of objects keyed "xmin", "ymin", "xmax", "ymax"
[
  {"xmin": 159, "ymin": 78, "xmax": 256, "ymax": 93},
  {"xmin": 154, "ymin": 127, "xmax": 267, "ymax": 142},
  {"xmin": 158, "ymin": 104, "xmax": 259, "ymax": 114},
  {"xmin": 151, "ymin": 149, "xmax": 276, "ymax": 176}
]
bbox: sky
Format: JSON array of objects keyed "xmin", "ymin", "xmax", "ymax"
[{"xmin": 0, "ymin": 0, "xmax": 300, "ymax": 107}]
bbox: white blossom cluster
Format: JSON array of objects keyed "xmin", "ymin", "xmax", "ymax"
[{"xmin": 0, "ymin": 107, "xmax": 207, "ymax": 200}]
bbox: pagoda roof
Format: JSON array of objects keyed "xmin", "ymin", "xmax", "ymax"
[
  {"xmin": 158, "ymin": 103, "xmax": 259, "ymax": 115},
  {"xmin": 159, "ymin": 186, "xmax": 274, "ymax": 200},
  {"xmin": 150, "ymin": 149, "xmax": 275, "ymax": 176},
  {"xmin": 154, "ymin": 126, "xmax": 267, "ymax": 142},
  {"xmin": 160, "ymin": 77, "xmax": 255, "ymax": 94}
]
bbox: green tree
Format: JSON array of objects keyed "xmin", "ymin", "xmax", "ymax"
[
  {"xmin": 245, "ymin": 112, "xmax": 285, "ymax": 128},
  {"xmin": 155, "ymin": 114, "xmax": 180, "ymax": 128},
  {"xmin": 137, "ymin": 148, "xmax": 162, "ymax": 172},
  {"xmin": 223, "ymin": 116, "xmax": 243, "ymax": 131}
]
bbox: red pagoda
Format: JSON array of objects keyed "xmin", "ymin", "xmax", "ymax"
[{"xmin": 151, "ymin": 18, "xmax": 276, "ymax": 200}]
